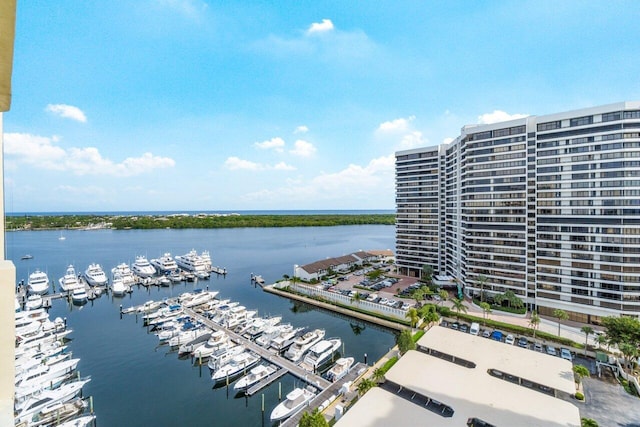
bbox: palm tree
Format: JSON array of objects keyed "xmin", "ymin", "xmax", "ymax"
[
  {"xmin": 438, "ymin": 290, "xmax": 448, "ymax": 306},
  {"xmin": 572, "ymin": 364, "xmax": 590, "ymax": 384},
  {"xmin": 479, "ymin": 302, "xmax": 491, "ymax": 326},
  {"xmin": 412, "ymin": 288, "xmax": 425, "ymax": 306},
  {"xmin": 581, "ymin": 418, "xmax": 599, "ymax": 427},
  {"xmin": 421, "ymin": 264, "xmax": 433, "ymax": 286},
  {"xmin": 493, "ymin": 292, "xmax": 506, "ymax": 307},
  {"xmin": 450, "ymin": 298, "xmax": 468, "ymax": 320},
  {"xmin": 619, "ymin": 343, "xmax": 639, "ymax": 371},
  {"xmin": 581, "ymin": 326, "xmax": 594, "ymax": 356},
  {"xmin": 419, "ymin": 304, "xmax": 439, "ymax": 327},
  {"xmin": 357, "ymin": 378, "xmax": 376, "ymax": 395},
  {"xmin": 405, "ymin": 307, "xmax": 420, "ymax": 329},
  {"xmin": 596, "ymin": 333, "xmax": 608, "ymax": 350},
  {"xmin": 477, "ymin": 274, "xmax": 488, "ymax": 303},
  {"xmin": 372, "ymin": 367, "xmax": 385, "ymax": 384},
  {"xmin": 553, "ymin": 309, "xmax": 569, "ymax": 337},
  {"xmin": 529, "ymin": 311, "xmax": 540, "ymax": 339}
]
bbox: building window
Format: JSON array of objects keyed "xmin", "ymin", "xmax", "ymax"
[{"xmin": 570, "ymin": 116, "xmax": 593, "ymax": 127}]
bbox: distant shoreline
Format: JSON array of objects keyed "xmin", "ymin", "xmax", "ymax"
[{"xmin": 6, "ymin": 213, "xmax": 396, "ymax": 231}]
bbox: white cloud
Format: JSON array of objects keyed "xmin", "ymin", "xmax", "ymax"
[
  {"xmin": 477, "ymin": 110, "xmax": 528, "ymax": 124},
  {"xmin": 289, "ymin": 140, "xmax": 316, "ymax": 157},
  {"xmin": 442, "ymin": 137, "xmax": 455, "ymax": 145},
  {"xmin": 156, "ymin": 0, "xmax": 207, "ymax": 19},
  {"xmin": 4, "ymin": 132, "xmax": 175, "ymax": 176},
  {"xmin": 254, "ymin": 137, "xmax": 285, "ymax": 152},
  {"xmin": 294, "ymin": 125, "xmax": 309, "ymax": 134},
  {"xmin": 377, "ymin": 116, "xmax": 415, "ymax": 133},
  {"xmin": 307, "ymin": 19, "xmax": 334, "ymax": 35},
  {"xmin": 45, "ymin": 104, "xmax": 87, "ymax": 123},
  {"xmin": 224, "ymin": 156, "xmax": 295, "ymax": 171},
  {"xmin": 399, "ymin": 131, "xmax": 428, "ymax": 150}
]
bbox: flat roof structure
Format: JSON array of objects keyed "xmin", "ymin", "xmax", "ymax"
[{"xmin": 336, "ymin": 327, "xmax": 580, "ymax": 427}]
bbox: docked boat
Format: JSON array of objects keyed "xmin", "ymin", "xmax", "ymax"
[
  {"xmin": 14, "ymin": 379, "xmax": 87, "ymax": 424},
  {"xmin": 58, "ymin": 265, "xmax": 82, "ymax": 292},
  {"xmin": 150, "ymin": 252, "xmax": 178, "ymax": 273},
  {"xmin": 255, "ymin": 323, "xmax": 293, "ymax": 348},
  {"xmin": 210, "ymin": 351, "xmax": 260, "ymax": 384},
  {"xmin": 168, "ymin": 326, "xmax": 209, "ymax": 347},
  {"xmin": 21, "ymin": 254, "xmax": 34, "ymax": 260},
  {"xmin": 192, "ymin": 330, "xmax": 230, "ymax": 359},
  {"xmin": 200, "ymin": 250, "xmax": 212, "ymax": 271},
  {"xmin": 111, "ymin": 274, "xmax": 128, "ymax": 297},
  {"xmin": 25, "ymin": 294, "xmax": 43, "ymax": 310},
  {"xmin": 15, "ymin": 358, "xmax": 81, "ymax": 389},
  {"xmin": 71, "ymin": 287, "xmax": 88, "ymax": 304},
  {"xmin": 178, "ymin": 331, "xmax": 212, "ymax": 355},
  {"xmin": 241, "ymin": 315, "xmax": 282, "ymax": 340},
  {"xmin": 57, "ymin": 414, "xmax": 97, "ymax": 427},
  {"xmin": 84, "ymin": 263, "xmax": 108, "ymax": 287},
  {"xmin": 28, "ymin": 397, "xmax": 87, "ymax": 427},
  {"xmin": 269, "ymin": 387, "xmax": 316, "ymax": 422},
  {"xmin": 270, "ymin": 327, "xmax": 305, "ymax": 353},
  {"xmin": 182, "ymin": 290, "xmax": 218, "ymax": 308},
  {"xmin": 299, "ymin": 338, "xmax": 342, "ymax": 373},
  {"xmin": 206, "ymin": 343, "xmax": 246, "ymax": 371},
  {"xmin": 132, "ymin": 255, "xmax": 156, "ymax": 278},
  {"xmin": 112, "ymin": 263, "xmax": 136, "ymax": 287},
  {"xmin": 175, "ymin": 249, "xmax": 209, "ymax": 273},
  {"xmin": 234, "ymin": 364, "xmax": 277, "ymax": 392},
  {"xmin": 27, "ymin": 269, "xmax": 50, "ymax": 295},
  {"xmin": 284, "ymin": 328, "xmax": 325, "ymax": 362},
  {"xmin": 326, "ymin": 357, "xmax": 354, "ymax": 382}
]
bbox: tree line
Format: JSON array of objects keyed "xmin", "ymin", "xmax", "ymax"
[{"xmin": 6, "ymin": 213, "xmax": 396, "ymax": 231}]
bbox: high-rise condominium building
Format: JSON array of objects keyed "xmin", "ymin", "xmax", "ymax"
[{"xmin": 396, "ymin": 101, "xmax": 640, "ymax": 323}]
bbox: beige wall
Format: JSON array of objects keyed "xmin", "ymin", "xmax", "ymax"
[{"xmin": 0, "ymin": 260, "xmax": 15, "ymax": 425}]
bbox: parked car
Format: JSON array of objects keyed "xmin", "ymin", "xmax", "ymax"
[
  {"xmin": 560, "ymin": 348, "xmax": 573, "ymax": 361},
  {"xmin": 505, "ymin": 334, "xmax": 515, "ymax": 345},
  {"xmin": 491, "ymin": 330, "xmax": 503, "ymax": 342},
  {"xmin": 451, "ymin": 322, "xmax": 460, "ymax": 330},
  {"xmin": 533, "ymin": 343, "xmax": 543, "ymax": 352},
  {"xmin": 482, "ymin": 329, "xmax": 491, "ymax": 338},
  {"xmin": 460, "ymin": 324, "xmax": 469, "ymax": 333},
  {"xmin": 546, "ymin": 345, "xmax": 558, "ymax": 356},
  {"xmin": 517, "ymin": 337, "xmax": 528, "ymax": 348},
  {"xmin": 469, "ymin": 322, "xmax": 480, "ymax": 336}
]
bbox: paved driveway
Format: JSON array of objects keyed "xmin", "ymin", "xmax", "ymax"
[{"xmin": 577, "ymin": 360, "xmax": 640, "ymax": 427}]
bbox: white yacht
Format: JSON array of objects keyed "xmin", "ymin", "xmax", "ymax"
[
  {"xmin": 284, "ymin": 328, "xmax": 326, "ymax": 362},
  {"xmin": 234, "ymin": 364, "xmax": 277, "ymax": 391},
  {"xmin": 25, "ymin": 294, "xmax": 43, "ymax": 310},
  {"xmin": 84, "ymin": 263, "xmax": 108, "ymax": 287},
  {"xmin": 255, "ymin": 323, "xmax": 292, "ymax": 347},
  {"xmin": 112, "ymin": 263, "xmax": 136, "ymax": 287},
  {"xmin": 27, "ymin": 270, "xmax": 50, "ymax": 295},
  {"xmin": 14, "ymin": 379, "xmax": 87, "ymax": 424},
  {"xmin": 200, "ymin": 250, "xmax": 212, "ymax": 271},
  {"xmin": 150, "ymin": 252, "xmax": 178, "ymax": 273},
  {"xmin": 269, "ymin": 327, "xmax": 304, "ymax": 353},
  {"xmin": 326, "ymin": 357, "xmax": 355, "ymax": 382},
  {"xmin": 210, "ymin": 351, "xmax": 260, "ymax": 384},
  {"xmin": 192, "ymin": 330, "xmax": 230, "ymax": 359},
  {"xmin": 111, "ymin": 274, "xmax": 128, "ymax": 297},
  {"xmin": 299, "ymin": 338, "xmax": 342, "ymax": 372},
  {"xmin": 132, "ymin": 255, "xmax": 156, "ymax": 277},
  {"xmin": 269, "ymin": 387, "xmax": 316, "ymax": 422},
  {"xmin": 175, "ymin": 249, "xmax": 208, "ymax": 273},
  {"xmin": 71, "ymin": 288, "xmax": 88, "ymax": 304},
  {"xmin": 58, "ymin": 265, "xmax": 82, "ymax": 292}
]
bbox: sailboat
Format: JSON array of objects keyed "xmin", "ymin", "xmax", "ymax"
[{"xmin": 58, "ymin": 231, "xmax": 66, "ymax": 241}]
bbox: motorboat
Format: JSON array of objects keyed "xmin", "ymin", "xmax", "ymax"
[
  {"xmin": 27, "ymin": 270, "xmax": 50, "ymax": 295},
  {"xmin": 21, "ymin": 254, "xmax": 34, "ymax": 260},
  {"xmin": 182, "ymin": 290, "xmax": 218, "ymax": 308},
  {"xmin": 25, "ymin": 294, "xmax": 43, "ymax": 310},
  {"xmin": 15, "ymin": 358, "xmax": 81, "ymax": 389},
  {"xmin": 284, "ymin": 328, "xmax": 325, "ymax": 362},
  {"xmin": 222, "ymin": 305, "xmax": 256, "ymax": 329},
  {"xmin": 14, "ymin": 379, "xmax": 87, "ymax": 424},
  {"xmin": 112, "ymin": 263, "xmax": 136, "ymax": 287},
  {"xmin": 57, "ymin": 414, "xmax": 97, "ymax": 427},
  {"xmin": 326, "ymin": 357, "xmax": 354, "ymax": 382},
  {"xmin": 58, "ymin": 265, "xmax": 82, "ymax": 292},
  {"xmin": 269, "ymin": 387, "xmax": 316, "ymax": 422},
  {"xmin": 234, "ymin": 364, "xmax": 277, "ymax": 391},
  {"xmin": 159, "ymin": 276, "xmax": 171, "ymax": 286},
  {"xmin": 27, "ymin": 397, "xmax": 87, "ymax": 427},
  {"xmin": 175, "ymin": 249, "xmax": 209, "ymax": 273},
  {"xmin": 255, "ymin": 323, "xmax": 292, "ymax": 347},
  {"xmin": 206, "ymin": 343, "xmax": 245, "ymax": 371},
  {"xmin": 15, "ymin": 370, "xmax": 84, "ymax": 403},
  {"xmin": 299, "ymin": 338, "xmax": 342, "ymax": 373},
  {"xmin": 210, "ymin": 351, "xmax": 260, "ymax": 384},
  {"xmin": 200, "ymin": 250, "xmax": 212, "ymax": 271},
  {"xmin": 150, "ymin": 252, "xmax": 178, "ymax": 273},
  {"xmin": 168, "ymin": 326, "xmax": 209, "ymax": 347},
  {"xmin": 84, "ymin": 263, "xmax": 108, "ymax": 287},
  {"xmin": 132, "ymin": 255, "xmax": 156, "ymax": 278},
  {"xmin": 270, "ymin": 327, "xmax": 305, "ymax": 353},
  {"xmin": 135, "ymin": 300, "xmax": 164, "ymax": 314},
  {"xmin": 111, "ymin": 274, "xmax": 128, "ymax": 297},
  {"xmin": 192, "ymin": 330, "xmax": 230, "ymax": 359},
  {"xmin": 15, "ymin": 308, "xmax": 49, "ymax": 328},
  {"xmin": 71, "ymin": 287, "xmax": 88, "ymax": 304},
  {"xmin": 178, "ymin": 332, "xmax": 212, "ymax": 355}
]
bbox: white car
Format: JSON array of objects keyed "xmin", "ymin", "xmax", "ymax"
[
  {"xmin": 378, "ymin": 297, "xmax": 389, "ymax": 305},
  {"xmin": 546, "ymin": 345, "xmax": 558, "ymax": 356},
  {"xmin": 505, "ymin": 334, "xmax": 515, "ymax": 345},
  {"xmin": 560, "ymin": 348, "xmax": 573, "ymax": 361}
]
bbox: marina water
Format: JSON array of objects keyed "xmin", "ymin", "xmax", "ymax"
[{"xmin": 9, "ymin": 225, "xmax": 396, "ymax": 426}]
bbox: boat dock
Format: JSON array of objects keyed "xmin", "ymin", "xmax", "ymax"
[
  {"xmin": 246, "ymin": 367, "xmax": 288, "ymax": 396},
  {"xmin": 182, "ymin": 306, "xmax": 332, "ymax": 390}
]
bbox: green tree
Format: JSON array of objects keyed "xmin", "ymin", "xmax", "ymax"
[
  {"xmin": 372, "ymin": 367, "xmax": 386, "ymax": 383},
  {"xmin": 419, "ymin": 304, "xmax": 440, "ymax": 327},
  {"xmin": 299, "ymin": 409, "xmax": 329, "ymax": 427},
  {"xmin": 602, "ymin": 316, "xmax": 640, "ymax": 348},
  {"xmin": 396, "ymin": 329, "xmax": 416, "ymax": 355},
  {"xmin": 479, "ymin": 302, "xmax": 491, "ymax": 326},
  {"xmin": 438, "ymin": 290, "xmax": 448, "ymax": 306},
  {"xmin": 504, "ymin": 290, "xmax": 517, "ymax": 308},
  {"xmin": 581, "ymin": 419, "xmax": 598, "ymax": 427},
  {"xmin": 529, "ymin": 311, "xmax": 540, "ymax": 339},
  {"xmin": 411, "ymin": 288, "xmax": 425, "ymax": 306},
  {"xmin": 350, "ymin": 292, "xmax": 363, "ymax": 305},
  {"xmin": 596, "ymin": 333, "xmax": 608, "ymax": 350},
  {"xmin": 357, "ymin": 378, "xmax": 376, "ymax": 395},
  {"xmin": 493, "ymin": 293, "xmax": 506, "ymax": 307},
  {"xmin": 405, "ymin": 307, "xmax": 420, "ymax": 329},
  {"xmin": 581, "ymin": 326, "xmax": 594, "ymax": 356},
  {"xmin": 619, "ymin": 342, "xmax": 639, "ymax": 371},
  {"xmin": 476, "ymin": 274, "xmax": 488, "ymax": 303},
  {"xmin": 421, "ymin": 264, "xmax": 433, "ymax": 286},
  {"xmin": 450, "ymin": 298, "xmax": 468, "ymax": 320},
  {"xmin": 573, "ymin": 365, "xmax": 590, "ymax": 384},
  {"xmin": 553, "ymin": 309, "xmax": 569, "ymax": 337}
]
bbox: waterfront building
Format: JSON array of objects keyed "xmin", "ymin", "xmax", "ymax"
[
  {"xmin": 396, "ymin": 101, "xmax": 640, "ymax": 322},
  {"xmin": 294, "ymin": 250, "xmax": 384, "ymax": 282}
]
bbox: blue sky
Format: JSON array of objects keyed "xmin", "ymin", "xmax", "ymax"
[{"xmin": 4, "ymin": 1, "xmax": 640, "ymax": 212}]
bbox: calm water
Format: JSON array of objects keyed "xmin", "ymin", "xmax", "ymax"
[{"xmin": 10, "ymin": 226, "xmax": 396, "ymax": 426}]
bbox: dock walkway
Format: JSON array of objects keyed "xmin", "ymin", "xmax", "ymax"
[
  {"xmin": 182, "ymin": 307, "xmax": 332, "ymax": 390},
  {"xmin": 246, "ymin": 367, "xmax": 288, "ymax": 396}
]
